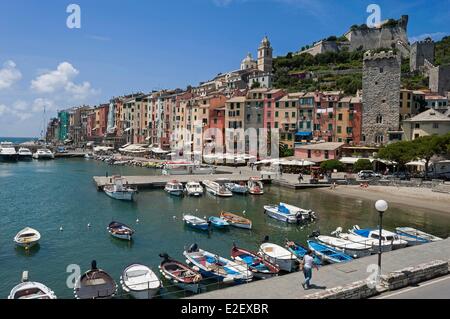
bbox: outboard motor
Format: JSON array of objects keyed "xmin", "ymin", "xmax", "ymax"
[
  {"xmin": 262, "ymin": 235, "xmax": 270, "ymax": 243},
  {"xmin": 309, "ymin": 230, "xmax": 320, "ymax": 238},
  {"xmin": 159, "ymin": 253, "xmax": 170, "ymax": 261},
  {"xmin": 91, "ymin": 260, "xmax": 98, "ymax": 270},
  {"xmin": 295, "ymin": 212, "xmax": 303, "ymax": 225},
  {"xmin": 188, "ymin": 243, "xmax": 199, "ymax": 253}
]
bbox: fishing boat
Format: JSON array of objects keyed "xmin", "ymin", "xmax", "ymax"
[
  {"xmin": 332, "ymin": 228, "xmax": 392, "ymax": 253},
  {"xmin": 103, "ymin": 176, "xmax": 137, "ymax": 201},
  {"xmin": 0, "ymin": 142, "xmax": 18, "ymax": 162},
  {"xmin": 8, "ymin": 271, "xmax": 57, "ymax": 299},
  {"xmin": 259, "ymin": 242, "xmax": 299, "ymax": 272},
  {"xmin": 396, "ymin": 227, "xmax": 443, "ymax": 244},
  {"xmin": 120, "ymin": 264, "xmax": 161, "ymax": 299},
  {"xmin": 307, "ymin": 240, "xmax": 353, "ymax": 264},
  {"xmin": 185, "ymin": 182, "xmax": 204, "ymax": 197},
  {"xmin": 350, "ymin": 225, "xmax": 408, "ymax": 250},
  {"xmin": 18, "ymin": 148, "xmax": 33, "ymax": 161},
  {"xmin": 159, "ymin": 254, "xmax": 203, "ymax": 293},
  {"xmin": 263, "ymin": 203, "xmax": 317, "ymax": 224},
  {"xmin": 225, "ymin": 182, "xmax": 249, "ymax": 195},
  {"xmin": 74, "ymin": 260, "xmax": 118, "ymax": 299},
  {"xmin": 208, "ymin": 216, "xmax": 229, "ymax": 229},
  {"xmin": 107, "ymin": 221, "xmax": 135, "ymax": 241},
  {"xmin": 183, "ymin": 215, "xmax": 210, "ymax": 231},
  {"xmin": 231, "ymin": 245, "xmax": 279, "ymax": 279},
  {"xmin": 285, "ymin": 240, "xmax": 322, "ymax": 265},
  {"xmin": 247, "ymin": 177, "xmax": 264, "ymax": 195},
  {"xmin": 184, "ymin": 244, "xmax": 253, "ymax": 284},
  {"xmin": 14, "ymin": 227, "xmax": 41, "ymax": 249},
  {"xmin": 220, "ymin": 212, "xmax": 252, "ymax": 230},
  {"xmin": 165, "ymin": 180, "xmax": 184, "ymax": 197},
  {"xmin": 203, "ymin": 180, "xmax": 233, "ymax": 197},
  {"xmin": 316, "ymin": 235, "xmax": 372, "ymax": 258},
  {"xmin": 32, "ymin": 149, "xmax": 54, "ymax": 160}
]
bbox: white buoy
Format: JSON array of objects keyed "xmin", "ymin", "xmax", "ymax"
[
  {"xmin": 87, "ymin": 223, "xmax": 91, "ymax": 228},
  {"xmin": 242, "ymin": 210, "xmax": 246, "ymax": 215},
  {"xmin": 136, "ymin": 219, "xmax": 140, "ymax": 224},
  {"xmin": 173, "ymin": 216, "xmax": 177, "ymax": 220},
  {"xmin": 59, "ymin": 226, "xmax": 63, "ymax": 232}
]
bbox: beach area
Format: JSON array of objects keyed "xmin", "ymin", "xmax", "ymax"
[{"xmin": 317, "ymin": 185, "xmax": 450, "ymax": 215}]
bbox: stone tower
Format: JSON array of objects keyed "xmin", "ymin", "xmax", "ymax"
[
  {"xmin": 258, "ymin": 36, "xmax": 273, "ymax": 73},
  {"xmin": 362, "ymin": 50, "xmax": 401, "ymax": 146},
  {"xmin": 410, "ymin": 37, "xmax": 435, "ymax": 72}
]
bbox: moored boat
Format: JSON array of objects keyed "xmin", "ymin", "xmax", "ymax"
[
  {"xmin": 208, "ymin": 216, "xmax": 229, "ymax": 229},
  {"xmin": 165, "ymin": 180, "xmax": 184, "ymax": 197},
  {"xmin": 247, "ymin": 177, "xmax": 264, "ymax": 195},
  {"xmin": 231, "ymin": 245, "xmax": 279, "ymax": 279},
  {"xmin": 395, "ymin": 227, "xmax": 443, "ymax": 244},
  {"xmin": 103, "ymin": 176, "xmax": 137, "ymax": 201},
  {"xmin": 184, "ymin": 244, "xmax": 253, "ymax": 284},
  {"xmin": 220, "ymin": 211, "xmax": 252, "ymax": 230},
  {"xmin": 74, "ymin": 260, "xmax": 118, "ymax": 299},
  {"xmin": 259, "ymin": 242, "xmax": 299, "ymax": 272},
  {"xmin": 185, "ymin": 182, "xmax": 204, "ymax": 197},
  {"xmin": 120, "ymin": 264, "xmax": 161, "ymax": 299},
  {"xmin": 350, "ymin": 225, "xmax": 408, "ymax": 250},
  {"xmin": 32, "ymin": 149, "xmax": 54, "ymax": 160},
  {"xmin": 107, "ymin": 221, "xmax": 135, "ymax": 241},
  {"xmin": 332, "ymin": 227, "xmax": 392, "ymax": 253},
  {"xmin": 0, "ymin": 142, "xmax": 18, "ymax": 162},
  {"xmin": 285, "ymin": 240, "xmax": 322, "ymax": 265},
  {"xmin": 183, "ymin": 215, "xmax": 210, "ymax": 231},
  {"xmin": 8, "ymin": 271, "xmax": 57, "ymax": 299},
  {"xmin": 203, "ymin": 180, "xmax": 233, "ymax": 197},
  {"xmin": 18, "ymin": 148, "xmax": 33, "ymax": 160},
  {"xmin": 307, "ymin": 240, "xmax": 353, "ymax": 264},
  {"xmin": 264, "ymin": 203, "xmax": 316, "ymax": 224},
  {"xmin": 225, "ymin": 182, "xmax": 249, "ymax": 195},
  {"xmin": 14, "ymin": 227, "xmax": 41, "ymax": 249},
  {"xmin": 159, "ymin": 254, "xmax": 202, "ymax": 293},
  {"xmin": 316, "ymin": 235, "xmax": 372, "ymax": 258}
]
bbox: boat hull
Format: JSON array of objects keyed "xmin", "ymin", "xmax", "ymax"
[
  {"xmin": 0, "ymin": 154, "xmax": 18, "ymax": 162},
  {"xmin": 158, "ymin": 266, "xmax": 200, "ymax": 294},
  {"xmin": 264, "ymin": 206, "xmax": 298, "ymax": 224},
  {"xmin": 259, "ymin": 252, "xmax": 298, "ymax": 272},
  {"xmin": 104, "ymin": 189, "xmax": 135, "ymax": 201},
  {"xmin": 109, "ymin": 231, "xmax": 132, "ymax": 241},
  {"xmin": 120, "ymin": 278, "xmax": 159, "ymax": 299},
  {"xmin": 165, "ymin": 189, "xmax": 184, "ymax": 197}
]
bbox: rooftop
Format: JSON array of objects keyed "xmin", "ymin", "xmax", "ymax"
[
  {"xmin": 405, "ymin": 109, "xmax": 450, "ymax": 122},
  {"xmin": 295, "ymin": 142, "xmax": 345, "ymax": 151}
]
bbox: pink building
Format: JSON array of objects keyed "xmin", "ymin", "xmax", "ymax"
[{"xmin": 295, "ymin": 142, "xmax": 344, "ymax": 162}]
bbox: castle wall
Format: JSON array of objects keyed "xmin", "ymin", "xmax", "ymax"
[
  {"xmin": 410, "ymin": 39, "xmax": 435, "ymax": 72},
  {"xmin": 429, "ymin": 65, "xmax": 450, "ymax": 96}
]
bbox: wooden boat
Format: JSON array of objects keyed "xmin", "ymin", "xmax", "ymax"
[
  {"xmin": 74, "ymin": 261, "xmax": 118, "ymax": 299},
  {"xmin": 316, "ymin": 235, "xmax": 372, "ymax": 258},
  {"xmin": 183, "ymin": 215, "xmax": 210, "ymax": 231},
  {"xmin": 285, "ymin": 240, "xmax": 322, "ymax": 265},
  {"xmin": 185, "ymin": 182, "xmax": 204, "ymax": 197},
  {"xmin": 103, "ymin": 176, "xmax": 137, "ymax": 201},
  {"xmin": 203, "ymin": 180, "xmax": 233, "ymax": 197},
  {"xmin": 225, "ymin": 182, "xmax": 249, "ymax": 195},
  {"xmin": 184, "ymin": 244, "xmax": 253, "ymax": 284},
  {"xmin": 307, "ymin": 240, "xmax": 353, "ymax": 264},
  {"xmin": 350, "ymin": 225, "xmax": 408, "ymax": 250},
  {"xmin": 247, "ymin": 177, "xmax": 264, "ymax": 195},
  {"xmin": 120, "ymin": 264, "xmax": 161, "ymax": 299},
  {"xmin": 208, "ymin": 216, "xmax": 229, "ymax": 229},
  {"xmin": 164, "ymin": 180, "xmax": 184, "ymax": 197},
  {"xmin": 107, "ymin": 221, "xmax": 135, "ymax": 241},
  {"xmin": 8, "ymin": 271, "xmax": 57, "ymax": 299},
  {"xmin": 14, "ymin": 227, "xmax": 41, "ymax": 249},
  {"xmin": 259, "ymin": 242, "xmax": 299, "ymax": 272},
  {"xmin": 220, "ymin": 212, "xmax": 252, "ymax": 230},
  {"xmin": 396, "ymin": 227, "xmax": 443, "ymax": 244},
  {"xmin": 158, "ymin": 254, "xmax": 203, "ymax": 293},
  {"xmin": 231, "ymin": 245, "xmax": 279, "ymax": 279}
]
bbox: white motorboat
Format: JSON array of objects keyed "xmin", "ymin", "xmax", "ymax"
[
  {"xmin": 332, "ymin": 228, "xmax": 392, "ymax": 253},
  {"xmin": 84, "ymin": 153, "xmax": 94, "ymax": 159},
  {"xmin": 0, "ymin": 142, "xmax": 18, "ymax": 162},
  {"xmin": 164, "ymin": 180, "xmax": 184, "ymax": 196},
  {"xmin": 350, "ymin": 225, "xmax": 408, "ymax": 250},
  {"xmin": 185, "ymin": 181, "xmax": 204, "ymax": 197},
  {"xmin": 259, "ymin": 242, "xmax": 299, "ymax": 272},
  {"xmin": 183, "ymin": 215, "xmax": 210, "ymax": 231},
  {"xmin": 120, "ymin": 264, "xmax": 161, "ymax": 299},
  {"xmin": 316, "ymin": 235, "xmax": 372, "ymax": 258},
  {"xmin": 18, "ymin": 148, "xmax": 33, "ymax": 160},
  {"xmin": 396, "ymin": 227, "xmax": 443, "ymax": 244},
  {"xmin": 103, "ymin": 176, "xmax": 137, "ymax": 201},
  {"xmin": 32, "ymin": 149, "xmax": 54, "ymax": 160},
  {"xmin": 248, "ymin": 177, "xmax": 264, "ymax": 195},
  {"xmin": 203, "ymin": 180, "xmax": 233, "ymax": 197},
  {"xmin": 225, "ymin": 182, "xmax": 249, "ymax": 195},
  {"xmin": 263, "ymin": 203, "xmax": 317, "ymax": 224},
  {"xmin": 8, "ymin": 271, "xmax": 57, "ymax": 299},
  {"xmin": 14, "ymin": 227, "xmax": 41, "ymax": 249}
]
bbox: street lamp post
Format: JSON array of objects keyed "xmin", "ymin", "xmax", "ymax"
[{"xmin": 375, "ymin": 200, "xmax": 389, "ymax": 274}]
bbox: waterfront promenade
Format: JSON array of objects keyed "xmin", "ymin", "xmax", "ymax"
[{"xmin": 189, "ymin": 238, "xmax": 450, "ymax": 299}]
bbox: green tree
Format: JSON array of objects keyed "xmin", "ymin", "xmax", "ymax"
[
  {"xmin": 279, "ymin": 143, "xmax": 294, "ymax": 158},
  {"xmin": 377, "ymin": 141, "xmax": 416, "ymax": 171},
  {"xmin": 411, "ymin": 135, "xmax": 444, "ymax": 178},
  {"xmin": 320, "ymin": 159, "xmax": 344, "ymax": 172},
  {"xmin": 353, "ymin": 159, "xmax": 373, "ymax": 172},
  {"xmin": 251, "ymin": 81, "xmax": 261, "ymax": 89}
]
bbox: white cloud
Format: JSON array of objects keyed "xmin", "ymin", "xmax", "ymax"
[
  {"xmin": 65, "ymin": 81, "xmax": 99, "ymax": 100},
  {"xmin": 0, "ymin": 60, "xmax": 22, "ymax": 89},
  {"xmin": 32, "ymin": 98, "xmax": 55, "ymax": 113},
  {"xmin": 13, "ymin": 100, "xmax": 28, "ymax": 111},
  {"xmin": 31, "ymin": 62, "xmax": 79, "ymax": 93},
  {"xmin": 0, "ymin": 102, "xmax": 33, "ymax": 121},
  {"xmin": 0, "ymin": 104, "xmax": 6, "ymax": 115}
]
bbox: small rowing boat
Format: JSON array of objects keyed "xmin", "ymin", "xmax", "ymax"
[
  {"xmin": 220, "ymin": 212, "xmax": 252, "ymax": 230},
  {"xmin": 120, "ymin": 264, "xmax": 161, "ymax": 299},
  {"xmin": 159, "ymin": 254, "xmax": 203, "ymax": 293},
  {"xmin": 231, "ymin": 245, "xmax": 279, "ymax": 279},
  {"xmin": 395, "ymin": 227, "xmax": 443, "ymax": 244},
  {"xmin": 307, "ymin": 240, "xmax": 353, "ymax": 264},
  {"xmin": 74, "ymin": 260, "xmax": 117, "ymax": 299},
  {"xmin": 285, "ymin": 240, "xmax": 322, "ymax": 265},
  {"xmin": 259, "ymin": 242, "xmax": 299, "ymax": 272},
  {"xmin": 8, "ymin": 271, "xmax": 57, "ymax": 299},
  {"xmin": 208, "ymin": 216, "xmax": 229, "ymax": 229},
  {"xmin": 107, "ymin": 221, "xmax": 135, "ymax": 241},
  {"xmin": 14, "ymin": 227, "xmax": 41, "ymax": 249},
  {"xmin": 183, "ymin": 215, "xmax": 210, "ymax": 231}
]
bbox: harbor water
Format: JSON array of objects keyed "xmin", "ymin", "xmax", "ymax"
[{"xmin": 1, "ymin": 158, "xmax": 450, "ymax": 299}]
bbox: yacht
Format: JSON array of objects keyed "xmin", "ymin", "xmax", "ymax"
[
  {"xmin": 0, "ymin": 142, "xmax": 18, "ymax": 162},
  {"xmin": 32, "ymin": 149, "xmax": 55, "ymax": 160},
  {"xmin": 18, "ymin": 148, "xmax": 33, "ymax": 160},
  {"xmin": 203, "ymin": 180, "xmax": 233, "ymax": 197}
]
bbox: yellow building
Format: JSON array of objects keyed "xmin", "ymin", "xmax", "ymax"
[{"xmin": 276, "ymin": 93, "xmax": 300, "ymax": 148}]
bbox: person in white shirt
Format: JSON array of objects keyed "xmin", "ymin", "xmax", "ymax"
[{"xmin": 301, "ymin": 250, "xmax": 319, "ymax": 290}]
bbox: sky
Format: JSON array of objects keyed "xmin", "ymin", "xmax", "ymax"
[{"xmin": 0, "ymin": 0, "xmax": 449, "ymax": 137}]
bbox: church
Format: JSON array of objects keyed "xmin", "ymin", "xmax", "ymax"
[{"xmin": 240, "ymin": 36, "xmax": 274, "ymax": 88}]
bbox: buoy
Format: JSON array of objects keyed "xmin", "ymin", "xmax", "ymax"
[
  {"xmin": 59, "ymin": 226, "xmax": 64, "ymax": 232},
  {"xmin": 87, "ymin": 223, "xmax": 91, "ymax": 228},
  {"xmin": 136, "ymin": 219, "xmax": 140, "ymax": 223}
]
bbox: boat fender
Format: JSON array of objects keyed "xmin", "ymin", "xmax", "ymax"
[{"xmin": 192, "ymin": 266, "xmax": 200, "ymax": 272}]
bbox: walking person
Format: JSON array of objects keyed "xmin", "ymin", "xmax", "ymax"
[
  {"xmin": 298, "ymin": 173, "xmax": 303, "ymax": 184},
  {"xmin": 301, "ymin": 250, "xmax": 319, "ymax": 290}
]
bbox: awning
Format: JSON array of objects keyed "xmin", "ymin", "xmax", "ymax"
[
  {"xmin": 151, "ymin": 147, "xmax": 170, "ymax": 154},
  {"xmin": 406, "ymin": 160, "xmax": 426, "ymax": 167},
  {"xmin": 296, "ymin": 131, "xmax": 313, "ymax": 137}
]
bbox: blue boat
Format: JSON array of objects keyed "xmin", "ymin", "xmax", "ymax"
[
  {"xmin": 183, "ymin": 215, "xmax": 210, "ymax": 231},
  {"xmin": 285, "ymin": 240, "xmax": 322, "ymax": 265},
  {"xmin": 208, "ymin": 217, "xmax": 229, "ymax": 229},
  {"xmin": 307, "ymin": 240, "xmax": 353, "ymax": 264}
]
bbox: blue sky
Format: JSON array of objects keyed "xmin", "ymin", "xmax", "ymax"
[{"xmin": 0, "ymin": 0, "xmax": 449, "ymax": 137}]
